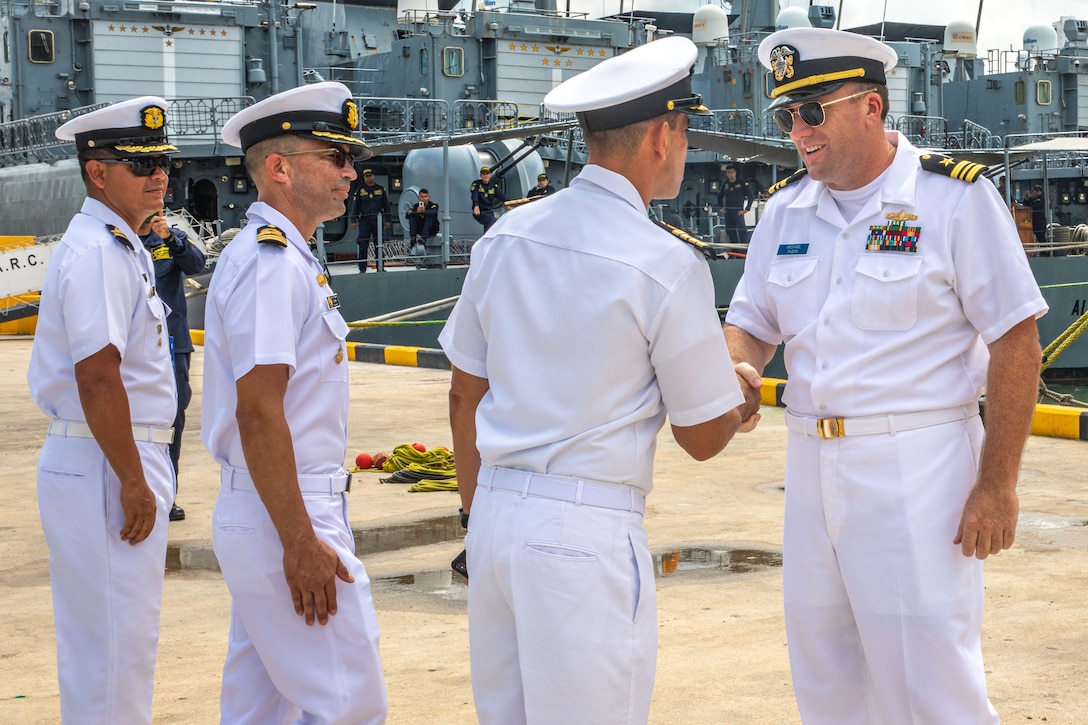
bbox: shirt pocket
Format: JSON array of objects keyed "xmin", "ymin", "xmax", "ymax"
[
  {"xmin": 320, "ymin": 309, "xmax": 350, "ymax": 383},
  {"xmin": 767, "ymin": 256, "xmax": 819, "ymax": 338},
  {"xmin": 143, "ymin": 296, "xmax": 170, "ymax": 361},
  {"xmin": 851, "ymin": 254, "xmax": 923, "ymax": 331}
]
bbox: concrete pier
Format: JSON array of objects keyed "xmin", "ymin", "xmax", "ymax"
[{"xmin": 2, "ymin": 337, "xmax": 1087, "ymax": 723}]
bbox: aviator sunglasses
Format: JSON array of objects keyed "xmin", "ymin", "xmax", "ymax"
[
  {"xmin": 95, "ymin": 155, "xmax": 173, "ymax": 177},
  {"xmin": 278, "ymin": 147, "xmax": 357, "ymax": 169},
  {"xmin": 772, "ymin": 87, "xmax": 879, "ymax": 134}
]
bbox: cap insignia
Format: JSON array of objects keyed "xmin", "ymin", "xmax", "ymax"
[
  {"xmin": 141, "ymin": 105, "xmax": 165, "ymax": 131},
  {"xmin": 343, "ymin": 100, "xmax": 359, "ymax": 131},
  {"xmin": 106, "ymin": 224, "xmax": 134, "ymax": 251},
  {"xmin": 256, "ymin": 224, "xmax": 288, "ymax": 247},
  {"xmin": 769, "ymin": 45, "xmax": 797, "ymax": 82}
]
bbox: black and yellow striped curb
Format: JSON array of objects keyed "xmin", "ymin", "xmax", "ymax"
[
  {"xmin": 760, "ymin": 377, "xmax": 1088, "ymax": 441},
  {"xmin": 191, "ymin": 330, "xmax": 450, "ymax": 370},
  {"xmin": 347, "ymin": 342, "xmax": 450, "ymax": 370}
]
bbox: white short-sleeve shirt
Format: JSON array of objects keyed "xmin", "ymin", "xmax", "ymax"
[
  {"xmin": 726, "ymin": 132, "xmax": 1048, "ymax": 416},
  {"xmin": 440, "ymin": 164, "xmax": 744, "ymax": 493},
  {"xmin": 29, "ymin": 198, "xmax": 175, "ymax": 426},
  {"xmin": 201, "ymin": 202, "xmax": 351, "ymax": 474}
]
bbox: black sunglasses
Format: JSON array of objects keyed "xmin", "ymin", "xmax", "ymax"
[
  {"xmin": 772, "ymin": 88, "xmax": 878, "ymax": 134},
  {"xmin": 95, "ymin": 156, "xmax": 173, "ymax": 177},
  {"xmin": 278, "ymin": 147, "xmax": 356, "ymax": 169}
]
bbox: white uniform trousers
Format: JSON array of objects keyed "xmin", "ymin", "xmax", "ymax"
[
  {"xmin": 782, "ymin": 414, "xmax": 1000, "ymax": 724},
  {"xmin": 213, "ymin": 485, "xmax": 387, "ymax": 725},
  {"xmin": 467, "ymin": 483, "xmax": 657, "ymax": 725},
  {"xmin": 37, "ymin": 434, "xmax": 174, "ymax": 725}
]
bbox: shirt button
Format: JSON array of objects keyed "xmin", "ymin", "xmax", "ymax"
[
  {"xmin": 786, "ymin": 275, "xmax": 793, "ymax": 282},
  {"xmin": 882, "ymin": 271, "xmax": 890, "ymax": 278},
  {"xmin": 821, "ymin": 362, "xmax": 829, "ymax": 370},
  {"xmin": 819, "ymin": 404, "xmax": 827, "ymax": 411},
  {"xmin": 823, "ymin": 318, "xmax": 830, "ymax": 326},
  {"xmin": 157, "ymin": 338, "xmax": 163, "ymax": 348},
  {"xmin": 835, "ymin": 277, "xmax": 843, "ymax": 285}
]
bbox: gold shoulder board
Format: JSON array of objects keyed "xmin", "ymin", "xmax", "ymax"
[
  {"xmin": 766, "ymin": 167, "xmax": 808, "ymax": 197},
  {"xmin": 106, "ymin": 224, "xmax": 134, "ymax": 250},
  {"xmin": 919, "ymin": 153, "xmax": 986, "ymax": 183},
  {"xmin": 653, "ymin": 219, "xmax": 718, "ymax": 261},
  {"xmin": 256, "ymin": 224, "xmax": 288, "ymax": 247}
]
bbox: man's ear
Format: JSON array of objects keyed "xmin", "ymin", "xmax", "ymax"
[
  {"xmin": 649, "ymin": 117, "xmax": 671, "ymax": 161},
  {"xmin": 264, "ymin": 152, "xmax": 290, "ymax": 183},
  {"xmin": 85, "ymin": 160, "xmax": 109, "ymax": 191}
]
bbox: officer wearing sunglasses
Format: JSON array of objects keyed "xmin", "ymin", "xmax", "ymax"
[
  {"xmin": 30, "ymin": 96, "xmax": 180, "ymax": 724},
  {"xmin": 724, "ymin": 26, "xmax": 1046, "ymax": 725},
  {"xmin": 206, "ymin": 81, "xmax": 387, "ymax": 723}
]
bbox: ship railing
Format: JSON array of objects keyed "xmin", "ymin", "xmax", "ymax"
[
  {"xmin": 453, "ymin": 100, "xmax": 527, "ymax": 131},
  {"xmin": 166, "ymin": 97, "xmax": 254, "ymax": 144},
  {"xmin": 354, "ymin": 97, "xmax": 451, "ymax": 138},
  {"xmin": 690, "ymin": 109, "xmax": 755, "ymax": 136},
  {"xmin": 312, "ymin": 67, "xmax": 381, "ymax": 98},
  {"xmin": 0, "ymin": 103, "xmax": 107, "ymax": 166},
  {"xmin": 893, "ymin": 115, "xmax": 950, "ymax": 148}
]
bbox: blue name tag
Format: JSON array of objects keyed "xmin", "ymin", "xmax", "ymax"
[{"xmin": 777, "ymin": 243, "xmax": 809, "ymax": 255}]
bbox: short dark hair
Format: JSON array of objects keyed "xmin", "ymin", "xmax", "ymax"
[
  {"xmin": 418, "ymin": 188, "xmax": 429, "ymax": 195},
  {"xmin": 725, "ymin": 164, "xmax": 736, "ymax": 171}
]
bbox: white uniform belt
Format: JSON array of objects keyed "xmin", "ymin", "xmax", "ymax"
[
  {"xmin": 478, "ymin": 464, "xmax": 646, "ymax": 515},
  {"xmin": 784, "ymin": 403, "xmax": 979, "ymax": 439},
  {"xmin": 220, "ymin": 466, "xmax": 352, "ymax": 494},
  {"xmin": 48, "ymin": 418, "xmax": 174, "ymax": 445}
]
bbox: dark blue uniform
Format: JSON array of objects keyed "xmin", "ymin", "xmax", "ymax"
[
  {"xmin": 140, "ymin": 226, "xmax": 205, "ymax": 494},
  {"xmin": 527, "ymin": 183, "xmax": 555, "ymax": 199},
  {"xmin": 717, "ymin": 179, "xmax": 754, "ymax": 243},
  {"xmin": 407, "ymin": 201, "xmax": 440, "ymax": 239},
  {"xmin": 470, "ymin": 178, "xmax": 506, "ymax": 232},
  {"xmin": 350, "ymin": 182, "xmax": 391, "ymax": 270}
]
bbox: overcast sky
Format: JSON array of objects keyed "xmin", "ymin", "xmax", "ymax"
[{"xmin": 828, "ymin": 0, "xmax": 1078, "ymax": 54}]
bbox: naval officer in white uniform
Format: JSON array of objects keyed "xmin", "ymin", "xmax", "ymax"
[
  {"xmin": 724, "ymin": 28, "xmax": 1048, "ymax": 723},
  {"xmin": 441, "ymin": 36, "xmax": 762, "ymax": 725},
  {"xmin": 28, "ymin": 97, "xmax": 178, "ymax": 723},
  {"xmin": 202, "ymin": 82, "xmax": 387, "ymax": 724}
]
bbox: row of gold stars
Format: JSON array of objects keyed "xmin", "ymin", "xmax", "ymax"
[
  {"xmin": 107, "ymin": 25, "xmax": 229, "ymax": 36},
  {"xmin": 507, "ymin": 43, "xmax": 608, "ymax": 56},
  {"xmin": 543, "ymin": 59, "xmax": 575, "ymax": 66}
]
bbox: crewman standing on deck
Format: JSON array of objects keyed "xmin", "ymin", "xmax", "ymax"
[
  {"xmin": 716, "ymin": 163, "xmax": 754, "ymax": 243},
  {"xmin": 723, "ymin": 27, "xmax": 1047, "ymax": 723},
  {"xmin": 29, "ymin": 96, "xmax": 178, "ymax": 724}
]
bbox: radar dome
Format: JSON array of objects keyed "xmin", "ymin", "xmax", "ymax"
[
  {"xmin": 944, "ymin": 19, "xmax": 978, "ymax": 58},
  {"xmin": 693, "ymin": 5, "xmax": 730, "ymax": 46},
  {"xmin": 1023, "ymin": 24, "xmax": 1059, "ymax": 54},
  {"xmin": 776, "ymin": 7, "xmax": 811, "ymax": 30}
]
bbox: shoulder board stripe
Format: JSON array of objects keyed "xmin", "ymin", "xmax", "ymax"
[
  {"xmin": 653, "ymin": 219, "xmax": 718, "ymax": 260},
  {"xmin": 766, "ymin": 167, "xmax": 808, "ymax": 197},
  {"xmin": 106, "ymin": 224, "xmax": 134, "ymax": 251},
  {"xmin": 256, "ymin": 224, "xmax": 288, "ymax": 247},
  {"xmin": 503, "ymin": 196, "xmax": 542, "ymax": 209},
  {"xmin": 919, "ymin": 153, "xmax": 986, "ymax": 183}
]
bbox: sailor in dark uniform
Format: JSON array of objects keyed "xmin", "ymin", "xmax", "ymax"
[
  {"xmin": 716, "ymin": 164, "xmax": 754, "ymax": 243},
  {"xmin": 138, "ymin": 210, "xmax": 205, "ymax": 522},
  {"xmin": 527, "ymin": 172, "xmax": 556, "ymax": 198},
  {"xmin": 350, "ymin": 168, "xmax": 391, "ymax": 271},
  {"xmin": 470, "ymin": 166, "xmax": 506, "ymax": 232},
  {"xmin": 407, "ymin": 188, "xmax": 441, "ymax": 240}
]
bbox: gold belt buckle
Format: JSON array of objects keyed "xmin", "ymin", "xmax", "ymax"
[{"xmin": 816, "ymin": 417, "xmax": 845, "ymax": 439}]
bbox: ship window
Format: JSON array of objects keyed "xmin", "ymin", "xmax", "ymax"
[
  {"xmin": 28, "ymin": 30, "xmax": 54, "ymax": 64},
  {"xmin": 1037, "ymin": 79, "xmax": 1052, "ymax": 106},
  {"xmin": 443, "ymin": 47, "xmax": 464, "ymax": 78},
  {"xmin": 420, "ymin": 47, "xmax": 428, "ymax": 76},
  {"xmin": 764, "ymin": 71, "xmax": 775, "ymax": 99},
  {"xmin": 742, "ymin": 70, "xmax": 753, "ymax": 99},
  {"xmin": 1014, "ymin": 80, "xmax": 1025, "ymax": 105},
  {"xmin": 3, "ymin": 31, "xmax": 9, "ymax": 63}
]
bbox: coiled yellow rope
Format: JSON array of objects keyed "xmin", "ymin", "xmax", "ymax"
[{"xmin": 375, "ymin": 444, "xmax": 459, "ymax": 492}]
